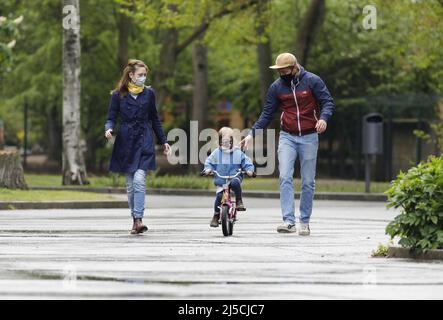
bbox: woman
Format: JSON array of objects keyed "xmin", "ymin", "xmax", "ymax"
[{"xmin": 104, "ymin": 59, "xmax": 171, "ymax": 235}]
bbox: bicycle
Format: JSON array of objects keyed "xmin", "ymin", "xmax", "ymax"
[{"xmin": 200, "ymin": 169, "xmax": 256, "ymax": 237}]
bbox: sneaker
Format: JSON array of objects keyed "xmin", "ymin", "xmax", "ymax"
[
  {"xmin": 299, "ymin": 224, "xmax": 310, "ymax": 236},
  {"xmin": 210, "ymin": 214, "xmax": 220, "ymax": 228},
  {"xmin": 277, "ymin": 223, "xmax": 296, "ymax": 233},
  {"xmin": 236, "ymin": 198, "xmax": 246, "ymax": 211}
]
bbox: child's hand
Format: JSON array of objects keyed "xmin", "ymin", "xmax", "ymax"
[
  {"xmin": 204, "ymin": 169, "xmax": 212, "ymax": 175},
  {"xmin": 246, "ymin": 171, "xmax": 254, "ymax": 177}
]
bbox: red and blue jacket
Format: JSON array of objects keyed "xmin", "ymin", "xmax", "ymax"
[{"xmin": 250, "ymin": 66, "xmax": 335, "ymax": 137}]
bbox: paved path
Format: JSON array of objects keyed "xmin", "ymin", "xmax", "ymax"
[{"xmin": 0, "ymin": 195, "xmax": 442, "ymax": 299}]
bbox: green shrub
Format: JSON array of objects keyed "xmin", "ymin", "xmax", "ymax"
[
  {"xmin": 371, "ymin": 243, "xmax": 390, "ymax": 258},
  {"xmin": 385, "ymin": 156, "xmax": 443, "ymax": 252}
]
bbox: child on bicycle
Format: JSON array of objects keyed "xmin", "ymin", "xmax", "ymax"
[{"xmin": 203, "ymin": 127, "xmax": 255, "ymax": 228}]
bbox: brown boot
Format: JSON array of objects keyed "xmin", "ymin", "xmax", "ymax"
[
  {"xmin": 130, "ymin": 219, "xmax": 138, "ymax": 235},
  {"xmin": 135, "ymin": 218, "xmax": 148, "ymax": 234}
]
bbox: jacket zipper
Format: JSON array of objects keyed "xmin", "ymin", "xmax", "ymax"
[
  {"xmin": 314, "ymin": 109, "xmax": 319, "ymax": 122},
  {"xmin": 291, "ymin": 85, "xmax": 302, "ymax": 136}
]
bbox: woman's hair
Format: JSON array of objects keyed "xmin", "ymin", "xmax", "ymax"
[{"xmin": 114, "ymin": 59, "xmax": 149, "ymax": 97}]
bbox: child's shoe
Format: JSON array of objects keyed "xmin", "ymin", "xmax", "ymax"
[
  {"xmin": 210, "ymin": 214, "xmax": 220, "ymax": 227},
  {"xmin": 236, "ymin": 198, "xmax": 246, "ymax": 211}
]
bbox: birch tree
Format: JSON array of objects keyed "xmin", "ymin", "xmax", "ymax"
[{"xmin": 62, "ymin": 0, "xmax": 88, "ymax": 185}]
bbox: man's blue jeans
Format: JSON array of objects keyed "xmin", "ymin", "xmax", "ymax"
[
  {"xmin": 278, "ymin": 131, "xmax": 318, "ymax": 225},
  {"xmin": 125, "ymin": 169, "xmax": 147, "ymax": 219}
]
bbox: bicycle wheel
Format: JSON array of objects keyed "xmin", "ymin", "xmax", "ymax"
[
  {"xmin": 228, "ymin": 212, "xmax": 234, "ymax": 236},
  {"xmin": 221, "ymin": 205, "xmax": 232, "ymax": 237}
]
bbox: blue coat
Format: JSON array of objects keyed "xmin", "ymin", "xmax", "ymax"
[
  {"xmin": 204, "ymin": 147, "xmax": 255, "ymax": 187},
  {"xmin": 104, "ymin": 87, "xmax": 167, "ymax": 174}
]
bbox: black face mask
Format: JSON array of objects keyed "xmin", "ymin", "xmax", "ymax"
[{"xmin": 280, "ymin": 73, "xmax": 294, "ymax": 86}]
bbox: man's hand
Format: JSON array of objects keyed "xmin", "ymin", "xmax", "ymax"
[
  {"xmin": 239, "ymin": 135, "xmax": 253, "ymax": 150},
  {"xmin": 163, "ymin": 143, "xmax": 172, "ymax": 155},
  {"xmin": 105, "ymin": 129, "xmax": 113, "ymax": 140},
  {"xmin": 315, "ymin": 120, "xmax": 327, "ymax": 134}
]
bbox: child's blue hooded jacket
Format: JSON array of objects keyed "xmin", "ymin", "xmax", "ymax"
[{"xmin": 204, "ymin": 147, "xmax": 254, "ymax": 187}]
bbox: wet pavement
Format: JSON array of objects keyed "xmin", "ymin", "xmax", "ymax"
[{"xmin": 0, "ymin": 195, "xmax": 442, "ymax": 299}]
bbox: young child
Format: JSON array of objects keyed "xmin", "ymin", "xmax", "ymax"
[{"xmin": 204, "ymin": 127, "xmax": 255, "ymax": 228}]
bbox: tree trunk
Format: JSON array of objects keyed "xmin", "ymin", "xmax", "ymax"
[
  {"xmin": 0, "ymin": 119, "xmax": 4, "ymax": 150},
  {"xmin": 47, "ymin": 104, "xmax": 62, "ymax": 163},
  {"xmin": 256, "ymin": 0, "xmax": 274, "ymax": 107},
  {"xmin": 62, "ymin": 0, "xmax": 88, "ymax": 185},
  {"xmin": 117, "ymin": 8, "xmax": 130, "ymax": 70},
  {"xmin": 191, "ymin": 40, "xmax": 208, "ymax": 129},
  {"xmin": 295, "ymin": 0, "xmax": 326, "ymax": 66},
  {"xmin": 0, "ymin": 151, "xmax": 28, "ymax": 189},
  {"xmin": 154, "ymin": 1, "xmax": 258, "ymax": 111},
  {"xmin": 154, "ymin": 27, "xmax": 179, "ymax": 111}
]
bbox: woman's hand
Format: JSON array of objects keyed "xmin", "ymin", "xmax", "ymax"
[
  {"xmin": 105, "ymin": 129, "xmax": 113, "ymax": 140},
  {"xmin": 163, "ymin": 143, "xmax": 171, "ymax": 155}
]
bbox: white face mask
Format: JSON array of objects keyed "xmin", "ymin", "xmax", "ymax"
[
  {"xmin": 221, "ymin": 138, "xmax": 232, "ymax": 151},
  {"xmin": 133, "ymin": 76, "xmax": 146, "ymax": 87}
]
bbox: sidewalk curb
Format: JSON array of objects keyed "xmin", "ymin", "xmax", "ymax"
[
  {"xmin": 0, "ymin": 201, "xmax": 128, "ymax": 210},
  {"xmin": 30, "ymin": 186, "xmax": 387, "ymax": 202},
  {"xmin": 387, "ymin": 246, "xmax": 443, "ymax": 261},
  {"xmin": 0, "ymin": 187, "xmax": 387, "ymax": 210}
]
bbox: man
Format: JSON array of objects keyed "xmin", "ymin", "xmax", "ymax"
[{"xmin": 241, "ymin": 53, "xmax": 335, "ymax": 235}]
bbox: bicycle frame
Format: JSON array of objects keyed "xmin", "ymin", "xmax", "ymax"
[
  {"xmin": 200, "ymin": 169, "xmax": 255, "ymax": 236},
  {"xmin": 214, "ymin": 170, "xmax": 242, "ymax": 221}
]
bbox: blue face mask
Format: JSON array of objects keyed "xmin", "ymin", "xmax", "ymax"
[{"xmin": 133, "ymin": 76, "xmax": 146, "ymax": 87}]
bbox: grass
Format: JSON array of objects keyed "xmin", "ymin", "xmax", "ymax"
[
  {"xmin": 25, "ymin": 173, "xmax": 391, "ymax": 193},
  {"xmin": 371, "ymin": 242, "xmax": 393, "ymax": 258},
  {"xmin": 0, "ymin": 189, "xmax": 119, "ymax": 202}
]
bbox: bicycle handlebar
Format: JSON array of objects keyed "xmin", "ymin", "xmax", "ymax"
[{"xmin": 200, "ymin": 169, "xmax": 256, "ymax": 179}]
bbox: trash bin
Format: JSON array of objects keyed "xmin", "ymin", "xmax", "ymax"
[
  {"xmin": 362, "ymin": 113, "xmax": 383, "ymax": 155},
  {"xmin": 362, "ymin": 113, "xmax": 383, "ymax": 193}
]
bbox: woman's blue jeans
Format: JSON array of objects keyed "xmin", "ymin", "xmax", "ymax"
[
  {"xmin": 125, "ymin": 169, "xmax": 147, "ymax": 219},
  {"xmin": 278, "ymin": 131, "xmax": 318, "ymax": 225}
]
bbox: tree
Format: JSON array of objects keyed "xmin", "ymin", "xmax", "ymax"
[
  {"xmin": 255, "ymin": 0, "xmax": 273, "ymax": 107},
  {"xmin": 126, "ymin": 0, "xmax": 259, "ymax": 111},
  {"xmin": 62, "ymin": 0, "xmax": 88, "ymax": 185},
  {"xmin": 0, "ymin": 5, "xmax": 26, "ymax": 189},
  {"xmin": 0, "ymin": 14, "xmax": 23, "ymax": 77},
  {"xmin": 192, "ymin": 37, "xmax": 208, "ymax": 128},
  {"xmin": 117, "ymin": 5, "xmax": 130, "ymax": 70},
  {"xmin": 295, "ymin": 0, "xmax": 325, "ymax": 66},
  {"xmin": 0, "ymin": 150, "xmax": 28, "ymax": 189}
]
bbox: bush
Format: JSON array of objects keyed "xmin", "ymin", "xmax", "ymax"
[
  {"xmin": 385, "ymin": 156, "xmax": 443, "ymax": 252},
  {"xmin": 371, "ymin": 242, "xmax": 390, "ymax": 258}
]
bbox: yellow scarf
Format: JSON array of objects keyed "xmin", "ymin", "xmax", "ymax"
[{"xmin": 128, "ymin": 81, "xmax": 144, "ymax": 95}]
